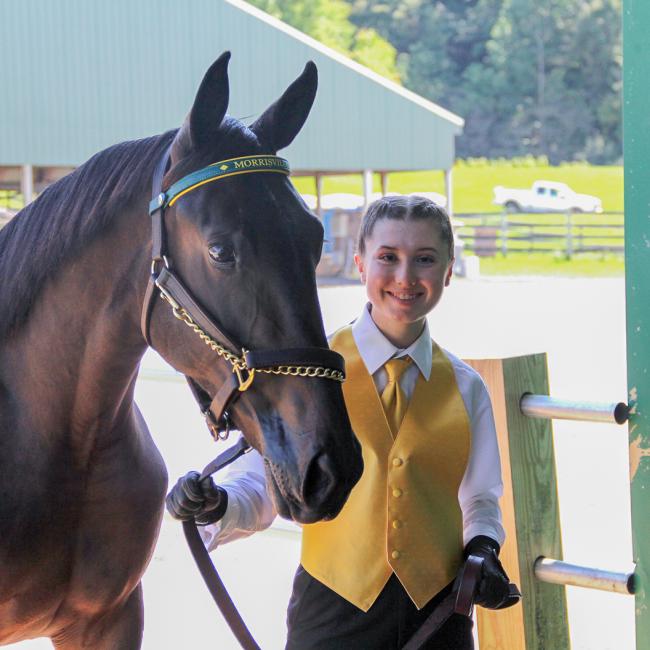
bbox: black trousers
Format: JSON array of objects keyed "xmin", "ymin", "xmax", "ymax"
[{"xmin": 285, "ymin": 566, "xmax": 474, "ymax": 650}]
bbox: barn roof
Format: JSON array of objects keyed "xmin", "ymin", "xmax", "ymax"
[{"xmin": 1, "ymin": 0, "xmax": 463, "ymax": 172}]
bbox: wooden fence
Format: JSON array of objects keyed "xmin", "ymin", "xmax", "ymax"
[{"xmin": 457, "ymin": 212, "xmax": 624, "ymax": 258}]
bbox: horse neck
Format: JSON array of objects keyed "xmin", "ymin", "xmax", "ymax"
[{"xmin": 3, "ymin": 204, "xmax": 151, "ymax": 446}]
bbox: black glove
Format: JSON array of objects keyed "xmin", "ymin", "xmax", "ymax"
[
  {"xmin": 165, "ymin": 471, "xmax": 228, "ymax": 526},
  {"xmin": 464, "ymin": 535, "xmax": 512, "ymax": 609}
]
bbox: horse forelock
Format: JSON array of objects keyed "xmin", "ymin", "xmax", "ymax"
[{"xmin": 0, "ymin": 131, "xmax": 176, "ymax": 339}]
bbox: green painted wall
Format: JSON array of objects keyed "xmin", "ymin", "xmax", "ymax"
[
  {"xmin": 1, "ymin": 0, "xmax": 461, "ymax": 171},
  {"xmin": 624, "ymin": 0, "xmax": 650, "ymax": 647}
]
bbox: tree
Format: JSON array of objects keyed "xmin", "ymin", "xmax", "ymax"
[
  {"xmin": 349, "ymin": 0, "xmax": 622, "ymax": 162},
  {"xmin": 247, "ymin": 0, "xmax": 401, "ymax": 82}
]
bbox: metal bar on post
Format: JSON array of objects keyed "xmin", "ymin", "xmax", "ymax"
[
  {"xmin": 534, "ymin": 558, "xmax": 635, "ymax": 596},
  {"xmin": 520, "ymin": 394, "xmax": 629, "ymax": 424}
]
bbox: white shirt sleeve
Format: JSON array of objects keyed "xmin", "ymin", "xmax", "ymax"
[
  {"xmin": 448, "ymin": 354, "xmax": 506, "ymax": 547},
  {"xmin": 198, "ymin": 434, "xmax": 276, "ymax": 551}
]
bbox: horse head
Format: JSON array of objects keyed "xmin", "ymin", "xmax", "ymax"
[{"xmin": 145, "ymin": 53, "xmax": 363, "ymax": 524}]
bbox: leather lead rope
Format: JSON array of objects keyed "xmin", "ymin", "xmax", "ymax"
[
  {"xmin": 182, "ymin": 437, "xmax": 261, "ymax": 650},
  {"xmin": 401, "ymin": 555, "xmax": 521, "ymax": 650},
  {"xmin": 401, "ymin": 556, "xmax": 484, "ymax": 650}
]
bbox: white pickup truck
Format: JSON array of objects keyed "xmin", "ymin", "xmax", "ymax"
[{"xmin": 493, "ymin": 180, "xmax": 602, "ymax": 213}]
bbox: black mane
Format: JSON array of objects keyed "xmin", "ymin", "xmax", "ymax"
[{"xmin": 0, "ymin": 131, "xmax": 175, "ymax": 339}]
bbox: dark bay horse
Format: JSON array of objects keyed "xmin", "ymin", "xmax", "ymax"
[{"xmin": 0, "ymin": 53, "xmax": 362, "ymax": 648}]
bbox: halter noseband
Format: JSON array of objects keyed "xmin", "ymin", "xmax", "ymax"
[{"xmin": 141, "ymin": 147, "xmax": 345, "ymax": 440}]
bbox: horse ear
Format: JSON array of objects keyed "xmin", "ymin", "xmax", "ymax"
[
  {"xmin": 250, "ymin": 61, "xmax": 318, "ymax": 152},
  {"xmin": 187, "ymin": 51, "xmax": 231, "ymax": 149}
]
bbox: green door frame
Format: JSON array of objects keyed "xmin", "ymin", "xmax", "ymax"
[{"xmin": 624, "ymin": 1, "xmax": 650, "ymax": 647}]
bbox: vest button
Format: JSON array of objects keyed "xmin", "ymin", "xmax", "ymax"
[
  {"xmin": 391, "ymin": 550, "xmax": 401, "ymax": 560},
  {"xmin": 392, "ymin": 519, "xmax": 402, "ymax": 529},
  {"xmin": 392, "ymin": 488, "xmax": 403, "ymax": 498},
  {"xmin": 392, "ymin": 458, "xmax": 403, "ymax": 467}
]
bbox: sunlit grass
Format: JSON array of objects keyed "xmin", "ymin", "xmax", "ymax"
[
  {"xmin": 476, "ymin": 252, "xmax": 624, "ymax": 277},
  {"xmin": 291, "ymin": 163, "xmax": 623, "ymax": 214}
]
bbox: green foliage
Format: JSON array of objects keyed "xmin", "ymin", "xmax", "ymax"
[
  {"xmin": 248, "ymin": 0, "xmax": 621, "ymax": 162},
  {"xmin": 246, "ymin": 0, "xmax": 400, "ymax": 81},
  {"xmin": 349, "ymin": 0, "xmax": 622, "ymax": 164}
]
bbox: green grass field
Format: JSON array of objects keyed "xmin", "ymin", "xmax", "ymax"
[{"xmin": 292, "ymin": 162, "xmax": 624, "ymax": 214}]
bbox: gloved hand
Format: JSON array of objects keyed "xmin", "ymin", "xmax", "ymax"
[
  {"xmin": 166, "ymin": 471, "xmax": 228, "ymax": 526},
  {"xmin": 464, "ymin": 535, "xmax": 512, "ymax": 609}
]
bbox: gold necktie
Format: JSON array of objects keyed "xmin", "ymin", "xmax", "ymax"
[{"xmin": 381, "ymin": 357, "xmax": 411, "ymax": 436}]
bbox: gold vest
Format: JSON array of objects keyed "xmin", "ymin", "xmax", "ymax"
[{"xmin": 301, "ymin": 325, "xmax": 471, "ymax": 611}]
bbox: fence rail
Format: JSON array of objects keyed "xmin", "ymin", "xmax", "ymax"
[{"xmin": 456, "ymin": 211, "xmax": 624, "ymax": 258}]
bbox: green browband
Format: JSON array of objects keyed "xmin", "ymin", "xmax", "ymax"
[{"xmin": 149, "ymin": 155, "xmax": 290, "ymax": 214}]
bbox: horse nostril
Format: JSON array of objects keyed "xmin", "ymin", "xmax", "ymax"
[{"xmin": 302, "ymin": 453, "xmax": 337, "ymax": 508}]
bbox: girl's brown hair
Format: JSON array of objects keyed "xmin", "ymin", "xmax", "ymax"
[{"xmin": 356, "ymin": 195, "xmax": 454, "ymax": 259}]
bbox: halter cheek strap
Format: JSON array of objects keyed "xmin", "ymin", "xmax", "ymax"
[{"xmin": 141, "ymin": 147, "xmax": 346, "ymax": 440}]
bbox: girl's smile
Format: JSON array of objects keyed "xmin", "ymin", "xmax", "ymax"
[{"xmin": 355, "ymin": 218, "xmax": 453, "ymax": 348}]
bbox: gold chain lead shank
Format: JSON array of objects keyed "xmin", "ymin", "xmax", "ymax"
[{"xmin": 163, "ymin": 296, "xmax": 345, "ymax": 389}]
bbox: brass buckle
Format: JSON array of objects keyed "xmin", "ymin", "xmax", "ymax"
[{"xmin": 234, "ymin": 365, "xmax": 256, "ymax": 392}]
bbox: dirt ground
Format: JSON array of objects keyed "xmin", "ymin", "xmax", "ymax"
[{"xmin": 8, "ymin": 276, "xmax": 634, "ymax": 650}]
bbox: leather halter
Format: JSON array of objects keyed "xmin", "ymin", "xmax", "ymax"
[{"xmin": 141, "ymin": 146, "xmax": 346, "ymax": 439}]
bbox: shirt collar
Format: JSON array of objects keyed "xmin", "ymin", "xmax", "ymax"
[{"xmin": 351, "ymin": 304, "xmax": 432, "ymax": 380}]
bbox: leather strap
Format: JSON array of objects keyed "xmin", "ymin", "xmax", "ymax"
[
  {"xmin": 453, "ymin": 555, "xmax": 484, "ymax": 616},
  {"xmin": 245, "ymin": 347, "xmax": 345, "ymax": 372},
  {"xmin": 402, "ymin": 555, "xmax": 521, "ymax": 649},
  {"xmin": 207, "ymin": 374, "xmax": 240, "ymax": 430},
  {"xmin": 141, "ymin": 276, "xmax": 159, "ymax": 347},
  {"xmin": 198, "ymin": 435, "xmax": 251, "ymax": 481},
  {"xmin": 185, "ymin": 376, "xmax": 238, "ymax": 440},
  {"xmin": 155, "ymin": 267, "xmax": 241, "ymax": 353},
  {"xmin": 141, "ymin": 144, "xmax": 172, "ymax": 346},
  {"xmin": 401, "ymin": 556, "xmax": 484, "ymax": 650},
  {"xmin": 183, "ymin": 437, "xmax": 260, "ymax": 650},
  {"xmin": 183, "ymin": 522, "xmax": 260, "ymax": 650}
]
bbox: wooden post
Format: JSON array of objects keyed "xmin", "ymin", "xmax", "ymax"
[
  {"xmin": 21, "ymin": 164, "xmax": 34, "ymax": 206},
  {"xmin": 444, "ymin": 168, "xmax": 453, "ymax": 216},
  {"xmin": 380, "ymin": 171, "xmax": 388, "ymax": 196},
  {"xmin": 315, "ymin": 173, "xmax": 323, "ymax": 220},
  {"xmin": 362, "ymin": 169, "xmax": 373, "ymax": 208},
  {"xmin": 465, "ymin": 355, "xmax": 570, "ymax": 649},
  {"xmin": 624, "ymin": 1, "xmax": 650, "ymax": 646}
]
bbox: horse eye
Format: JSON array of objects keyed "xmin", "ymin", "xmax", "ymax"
[{"xmin": 208, "ymin": 243, "xmax": 236, "ymax": 265}]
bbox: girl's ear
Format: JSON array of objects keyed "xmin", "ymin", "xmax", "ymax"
[
  {"xmin": 445, "ymin": 259, "xmax": 454, "ymax": 286},
  {"xmin": 354, "ymin": 253, "xmax": 366, "ymax": 284}
]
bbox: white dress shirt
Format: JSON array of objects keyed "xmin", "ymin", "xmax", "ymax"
[{"xmin": 200, "ymin": 304, "xmax": 505, "ymax": 550}]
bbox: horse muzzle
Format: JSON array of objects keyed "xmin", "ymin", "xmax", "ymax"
[{"xmin": 264, "ymin": 435, "xmax": 363, "ymax": 524}]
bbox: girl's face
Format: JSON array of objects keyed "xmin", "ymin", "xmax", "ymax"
[{"xmin": 354, "ymin": 218, "xmax": 453, "ymax": 348}]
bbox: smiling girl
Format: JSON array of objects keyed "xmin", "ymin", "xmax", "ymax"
[{"xmin": 167, "ymin": 195, "xmax": 512, "ymax": 649}]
